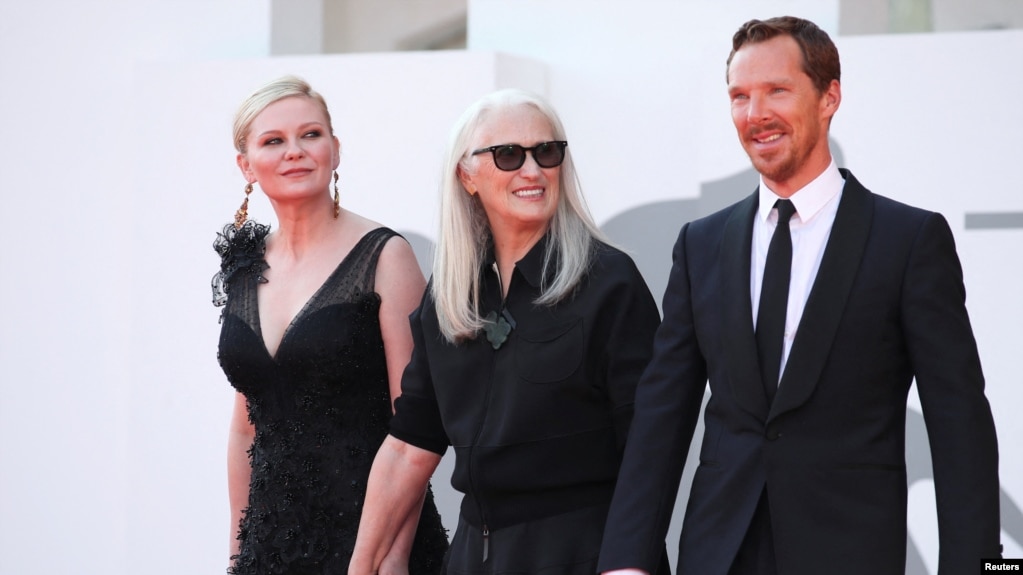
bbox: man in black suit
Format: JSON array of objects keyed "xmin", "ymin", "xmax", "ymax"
[{"xmin": 597, "ymin": 16, "xmax": 1000, "ymax": 575}]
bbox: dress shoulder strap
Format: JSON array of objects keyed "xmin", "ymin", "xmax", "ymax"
[{"xmin": 345, "ymin": 227, "xmax": 401, "ymax": 295}]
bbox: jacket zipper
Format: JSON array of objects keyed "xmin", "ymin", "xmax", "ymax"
[
  {"xmin": 482, "ymin": 525, "xmax": 490, "ymax": 562},
  {"xmin": 472, "ymin": 263, "xmax": 506, "ymax": 563},
  {"xmin": 469, "ymin": 355, "xmax": 497, "ymax": 563},
  {"xmin": 469, "ymin": 346, "xmax": 500, "ymax": 563}
]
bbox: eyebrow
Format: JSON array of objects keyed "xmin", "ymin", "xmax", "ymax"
[
  {"xmin": 256, "ymin": 122, "xmax": 327, "ymax": 139},
  {"xmin": 729, "ymin": 76, "xmax": 798, "ymax": 91}
]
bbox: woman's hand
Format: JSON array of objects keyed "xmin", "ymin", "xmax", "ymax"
[{"xmin": 348, "ymin": 437, "xmax": 441, "ymax": 575}]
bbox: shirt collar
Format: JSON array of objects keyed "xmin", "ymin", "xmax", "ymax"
[
  {"xmin": 484, "ymin": 232, "xmax": 553, "ymax": 289},
  {"xmin": 757, "ymin": 159, "xmax": 843, "ymax": 223}
]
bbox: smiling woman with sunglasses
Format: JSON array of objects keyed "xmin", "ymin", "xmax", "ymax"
[{"xmin": 350, "ymin": 90, "xmax": 667, "ymax": 575}]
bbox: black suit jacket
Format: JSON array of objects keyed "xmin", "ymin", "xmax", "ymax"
[{"xmin": 598, "ymin": 170, "xmax": 999, "ymax": 575}]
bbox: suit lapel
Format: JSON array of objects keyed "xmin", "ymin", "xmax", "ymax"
[
  {"xmin": 768, "ymin": 170, "xmax": 874, "ymax": 422},
  {"xmin": 721, "ymin": 192, "xmax": 767, "ymax": 418}
]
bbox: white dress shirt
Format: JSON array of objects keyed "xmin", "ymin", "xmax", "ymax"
[{"xmin": 751, "ymin": 160, "xmax": 845, "ymax": 385}]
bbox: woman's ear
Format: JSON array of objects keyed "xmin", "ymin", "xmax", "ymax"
[
  {"xmin": 236, "ymin": 153, "xmax": 254, "ymax": 182},
  {"xmin": 457, "ymin": 165, "xmax": 477, "ymax": 196}
]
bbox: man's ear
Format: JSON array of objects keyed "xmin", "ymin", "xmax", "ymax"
[{"xmin": 821, "ymin": 79, "xmax": 841, "ymax": 119}]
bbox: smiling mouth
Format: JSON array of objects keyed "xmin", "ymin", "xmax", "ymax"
[
  {"xmin": 753, "ymin": 133, "xmax": 782, "ymax": 144},
  {"xmin": 514, "ymin": 188, "xmax": 544, "ymax": 198}
]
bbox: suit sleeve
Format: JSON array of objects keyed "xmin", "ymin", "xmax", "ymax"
[
  {"xmin": 901, "ymin": 212, "xmax": 1000, "ymax": 571},
  {"xmin": 598, "ymin": 223, "xmax": 709, "ymax": 573}
]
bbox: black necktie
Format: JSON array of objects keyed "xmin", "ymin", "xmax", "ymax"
[{"xmin": 756, "ymin": 199, "xmax": 796, "ymax": 404}]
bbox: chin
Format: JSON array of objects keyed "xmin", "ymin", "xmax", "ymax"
[{"xmin": 751, "ymin": 156, "xmax": 792, "ymax": 182}]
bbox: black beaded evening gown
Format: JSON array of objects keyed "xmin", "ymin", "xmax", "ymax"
[{"xmin": 213, "ymin": 222, "xmax": 448, "ymax": 575}]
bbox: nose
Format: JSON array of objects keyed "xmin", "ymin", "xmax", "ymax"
[
  {"xmin": 518, "ymin": 152, "xmax": 543, "ymax": 177},
  {"xmin": 284, "ymin": 139, "xmax": 305, "ymax": 159},
  {"xmin": 747, "ymin": 94, "xmax": 770, "ymax": 124}
]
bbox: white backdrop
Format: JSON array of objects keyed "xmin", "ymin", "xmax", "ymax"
[
  {"xmin": 0, "ymin": 1, "xmax": 1020, "ymax": 574},
  {"xmin": 0, "ymin": 2, "xmax": 271, "ymax": 574}
]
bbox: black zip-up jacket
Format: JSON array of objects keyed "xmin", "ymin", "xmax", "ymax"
[{"xmin": 390, "ymin": 236, "xmax": 660, "ymax": 531}]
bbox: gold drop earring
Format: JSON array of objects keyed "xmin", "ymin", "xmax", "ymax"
[
  {"xmin": 234, "ymin": 182, "xmax": 253, "ymax": 229},
  {"xmin": 332, "ymin": 171, "xmax": 340, "ymax": 219}
]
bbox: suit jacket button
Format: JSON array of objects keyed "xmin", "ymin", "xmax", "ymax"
[{"xmin": 766, "ymin": 429, "xmax": 782, "ymax": 440}]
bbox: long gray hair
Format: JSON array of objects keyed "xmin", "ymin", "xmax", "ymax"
[{"xmin": 432, "ymin": 89, "xmax": 606, "ymax": 343}]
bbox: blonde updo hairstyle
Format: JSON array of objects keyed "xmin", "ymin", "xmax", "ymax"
[{"xmin": 232, "ymin": 75, "xmax": 335, "ymax": 154}]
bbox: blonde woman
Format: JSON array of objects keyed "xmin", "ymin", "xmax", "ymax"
[{"xmin": 213, "ymin": 76, "xmax": 447, "ymax": 574}]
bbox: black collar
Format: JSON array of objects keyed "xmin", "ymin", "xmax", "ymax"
[{"xmin": 483, "ymin": 232, "xmax": 555, "ymax": 290}]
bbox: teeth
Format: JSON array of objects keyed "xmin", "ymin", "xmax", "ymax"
[
  {"xmin": 757, "ymin": 134, "xmax": 782, "ymax": 143},
  {"xmin": 515, "ymin": 189, "xmax": 543, "ymax": 198}
]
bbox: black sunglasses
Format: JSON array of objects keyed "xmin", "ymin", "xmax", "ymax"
[{"xmin": 471, "ymin": 141, "xmax": 568, "ymax": 171}]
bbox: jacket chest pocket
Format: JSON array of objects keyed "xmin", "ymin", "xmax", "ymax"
[{"xmin": 514, "ymin": 317, "xmax": 585, "ymax": 383}]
